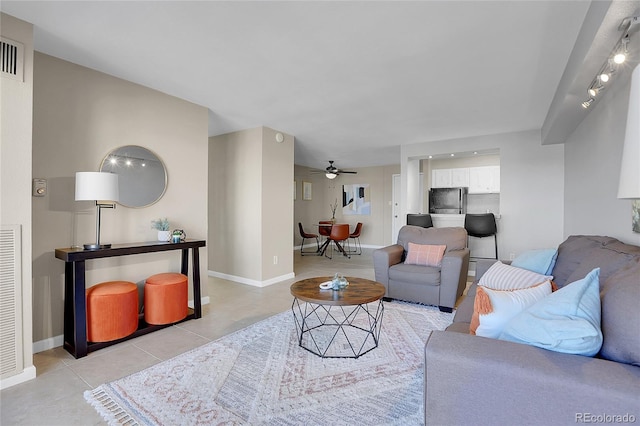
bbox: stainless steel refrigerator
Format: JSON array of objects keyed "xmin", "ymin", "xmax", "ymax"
[{"xmin": 428, "ymin": 187, "xmax": 468, "ymax": 214}]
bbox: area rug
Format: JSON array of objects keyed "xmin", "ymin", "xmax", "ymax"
[{"xmin": 85, "ymin": 301, "xmax": 453, "ymax": 425}]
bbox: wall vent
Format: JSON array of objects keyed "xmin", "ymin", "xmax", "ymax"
[
  {"xmin": 1, "ymin": 37, "xmax": 24, "ymax": 82},
  {"xmin": 0, "ymin": 225, "xmax": 23, "ymax": 378}
]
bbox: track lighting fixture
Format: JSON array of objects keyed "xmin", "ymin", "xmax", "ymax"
[
  {"xmin": 580, "ymin": 15, "xmax": 638, "ymax": 109},
  {"xmin": 582, "ymin": 99, "xmax": 594, "ymax": 109}
]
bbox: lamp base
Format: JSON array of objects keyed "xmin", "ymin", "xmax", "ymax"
[{"xmin": 83, "ymin": 243, "xmax": 112, "ymax": 250}]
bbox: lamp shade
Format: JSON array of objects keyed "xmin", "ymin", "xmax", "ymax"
[
  {"xmin": 75, "ymin": 172, "xmax": 119, "ymax": 201},
  {"xmin": 618, "ymin": 64, "xmax": 640, "ymax": 199}
]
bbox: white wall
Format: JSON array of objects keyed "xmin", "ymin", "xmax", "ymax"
[
  {"xmin": 31, "ymin": 53, "xmax": 209, "ymax": 346},
  {"xmin": 0, "ymin": 12, "xmax": 36, "ymax": 388},
  {"xmin": 564, "ymin": 60, "xmax": 640, "ymax": 246},
  {"xmin": 402, "ymin": 130, "xmax": 565, "ymax": 257}
]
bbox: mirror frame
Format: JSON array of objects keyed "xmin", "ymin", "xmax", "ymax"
[{"xmin": 100, "ymin": 145, "xmax": 168, "ymax": 208}]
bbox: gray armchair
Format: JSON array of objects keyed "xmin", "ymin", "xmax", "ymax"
[{"xmin": 373, "ymin": 225, "xmax": 469, "ymax": 312}]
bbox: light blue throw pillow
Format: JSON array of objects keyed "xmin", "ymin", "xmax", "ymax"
[
  {"xmin": 511, "ymin": 248, "xmax": 558, "ymax": 275},
  {"xmin": 498, "ymin": 268, "xmax": 602, "ymax": 357}
]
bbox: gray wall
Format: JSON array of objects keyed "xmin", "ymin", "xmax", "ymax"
[{"xmin": 564, "ymin": 60, "xmax": 640, "ymax": 246}]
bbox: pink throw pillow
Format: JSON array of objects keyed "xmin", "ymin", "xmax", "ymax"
[{"xmin": 404, "ymin": 242, "xmax": 447, "ymax": 267}]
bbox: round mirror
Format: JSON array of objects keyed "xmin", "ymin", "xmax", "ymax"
[{"xmin": 100, "ymin": 145, "xmax": 167, "ymax": 208}]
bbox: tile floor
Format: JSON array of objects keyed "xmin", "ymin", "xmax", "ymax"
[{"xmin": 1, "ymin": 248, "xmax": 379, "ymax": 425}]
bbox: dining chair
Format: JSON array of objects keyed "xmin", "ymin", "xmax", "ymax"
[
  {"xmin": 407, "ymin": 214, "xmax": 433, "ymax": 228},
  {"xmin": 464, "ymin": 213, "xmax": 498, "ymax": 259},
  {"xmin": 317, "ymin": 220, "xmax": 334, "ymax": 256},
  {"xmin": 318, "ymin": 221, "xmax": 333, "ymax": 239},
  {"xmin": 298, "ymin": 222, "xmax": 320, "ymax": 256},
  {"xmin": 347, "ymin": 222, "xmax": 363, "ymax": 255},
  {"xmin": 326, "ymin": 223, "xmax": 351, "ymax": 259}
]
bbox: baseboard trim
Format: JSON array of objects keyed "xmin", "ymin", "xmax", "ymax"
[
  {"xmin": 33, "ymin": 296, "xmax": 211, "ymax": 354},
  {"xmin": 208, "ymin": 270, "xmax": 296, "ymax": 287},
  {"xmin": 33, "ymin": 335, "xmax": 64, "ymax": 354},
  {"xmin": 0, "ymin": 365, "xmax": 36, "ymax": 390}
]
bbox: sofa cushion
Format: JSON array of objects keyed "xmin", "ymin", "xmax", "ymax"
[
  {"xmin": 599, "ymin": 259, "xmax": 640, "ymax": 366},
  {"xmin": 511, "ymin": 249, "xmax": 558, "ymax": 275},
  {"xmin": 551, "ymin": 236, "xmax": 616, "ymax": 287},
  {"xmin": 404, "ymin": 242, "xmax": 446, "ymax": 267},
  {"xmin": 563, "ymin": 242, "xmax": 640, "ymax": 289},
  {"xmin": 499, "ymin": 268, "xmax": 602, "ymax": 357},
  {"xmin": 397, "ymin": 226, "xmax": 467, "ymax": 254},
  {"xmin": 389, "ymin": 263, "xmax": 440, "ymax": 286},
  {"xmin": 475, "ymin": 281, "xmax": 552, "ymax": 338}
]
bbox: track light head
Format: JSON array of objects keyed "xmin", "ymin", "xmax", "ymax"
[
  {"xmin": 614, "ymin": 35, "xmax": 630, "ymax": 64},
  {"xmin": 582, "ymin": 98, "xmax": 594, "ymax": 109}
]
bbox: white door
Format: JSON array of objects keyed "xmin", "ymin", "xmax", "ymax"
[
  {"xmin": 392, "ymin": 173, "xmax": 424, "ymax": 243},
  {"xmin": 392, "ymin": 174, "xmax": 402, "ymax": 243}
]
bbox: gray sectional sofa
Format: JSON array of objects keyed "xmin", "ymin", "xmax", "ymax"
[{"xmin": 424, "ymin": 235, "xmax": 640, "ymax": 425}]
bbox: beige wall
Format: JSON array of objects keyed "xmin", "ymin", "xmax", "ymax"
[
  {"xmin": 1, "ymin": 13, "xmax": 36, "ymax": 387},
  {"xmin": 294, "ymin": 164, "xmax": 400, "ymax": 248},
  {"xmin": 31, "ymin": 53, "xmax": 209, "ymax": 347},
  {"xmin": 209, "ymin": 127, "xmax": 294, "ymax": 285}
]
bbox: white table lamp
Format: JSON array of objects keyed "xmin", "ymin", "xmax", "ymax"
[{"xmin": 75, "ymin": 172, "xmax": 119, "ymax": 250}]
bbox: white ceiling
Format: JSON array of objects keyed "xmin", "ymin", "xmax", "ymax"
[{"xmin": 1, "ymin": 1, "xmax": 630, "ymax": 169}]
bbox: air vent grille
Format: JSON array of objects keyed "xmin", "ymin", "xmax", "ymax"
[
  {"xmin": 1, "ymin": 37, "xmax": 24, "ymax": 81},
  {"xmin": 0, "ymin": 225, "xmax": 22, "ymax": 378}
]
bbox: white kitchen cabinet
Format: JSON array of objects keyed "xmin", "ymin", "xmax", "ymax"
[
  {"xmin": 469, "ymin": 166, "xmax": 500, "ymax": 193},
  {"xmin": 432, "ymin": 169, "xmax": 452, "ymax": 188},
  {"xmin": 432, "ymin": 168, "xmax": 469, "ymax": 188},
  {"xmin": 451, "ymin": 168, "xmax": 470, "ymax": 187}
]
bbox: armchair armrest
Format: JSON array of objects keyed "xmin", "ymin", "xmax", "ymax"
[
  {"xmin": 474, "ymin": 259, "xmax": 499, "ymax": 280},
  {"xmin": 439, "ymin": 248, "xmax": 470, "ymax": 310},
  {"xmin": 373, "ymin": 244, "xmax": 404, "ymax": 287},
  {"xmin": 424, "ymin": 331, "xmax": 640, "ymax": 425}
]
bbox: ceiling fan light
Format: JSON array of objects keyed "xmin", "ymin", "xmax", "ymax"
[{"xmin": 325, "ymin": 172, "xmax": 337, "ymax": 179}]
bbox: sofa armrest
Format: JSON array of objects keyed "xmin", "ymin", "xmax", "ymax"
[
  {"xmin": 373, "ymin": 244, "xmax": 404, "ymax": 288},
  {"xmin": 474, "ymin": 259, "xmax": 499, "ymax": 280},
  {"xmin": 439, "ymin": 248, "xmax": 470, "ymax": 310},
  {"xmin": 424, "ymin": 331, "xmax": 640, "ymax": 426}
]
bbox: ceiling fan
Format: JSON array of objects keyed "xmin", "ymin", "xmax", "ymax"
[{"xmin": 311, "ymin": 161, "xmax": 357, "ymax": 179}]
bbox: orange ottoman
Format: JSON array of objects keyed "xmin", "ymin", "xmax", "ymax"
[
  {"xmin": 86, "ymin": 281, "xmax": 139, "ymax": 343},
  {"xmin": 144, "ymin": 273, "xmax": 188, "ymax": 325}
]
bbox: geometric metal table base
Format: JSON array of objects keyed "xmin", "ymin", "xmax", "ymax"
[{"xmin": 291, "ymin": 297, "xmax": 384, "ymax": 359}]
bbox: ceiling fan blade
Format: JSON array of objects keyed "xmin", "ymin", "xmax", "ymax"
[{"xmin": 339, "ymin": 171, "xmax": 357, "ymax": 174}]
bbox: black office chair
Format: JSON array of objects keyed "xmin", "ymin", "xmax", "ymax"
[
  {"xmin": 298, "ymin": 223, "xmax": 320, "ymax": 256},
  {"xmin": 407, "ymin": 214, "xmax": 433, "ymax": 228},
  {"xmin": 464, "ymin": 213, "xmax": 498, "ymax": 259}
]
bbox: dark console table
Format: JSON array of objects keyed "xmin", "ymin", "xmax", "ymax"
[{"xmin": 55, "ymin": 239, "xmax": 206, "ymax": 358}]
